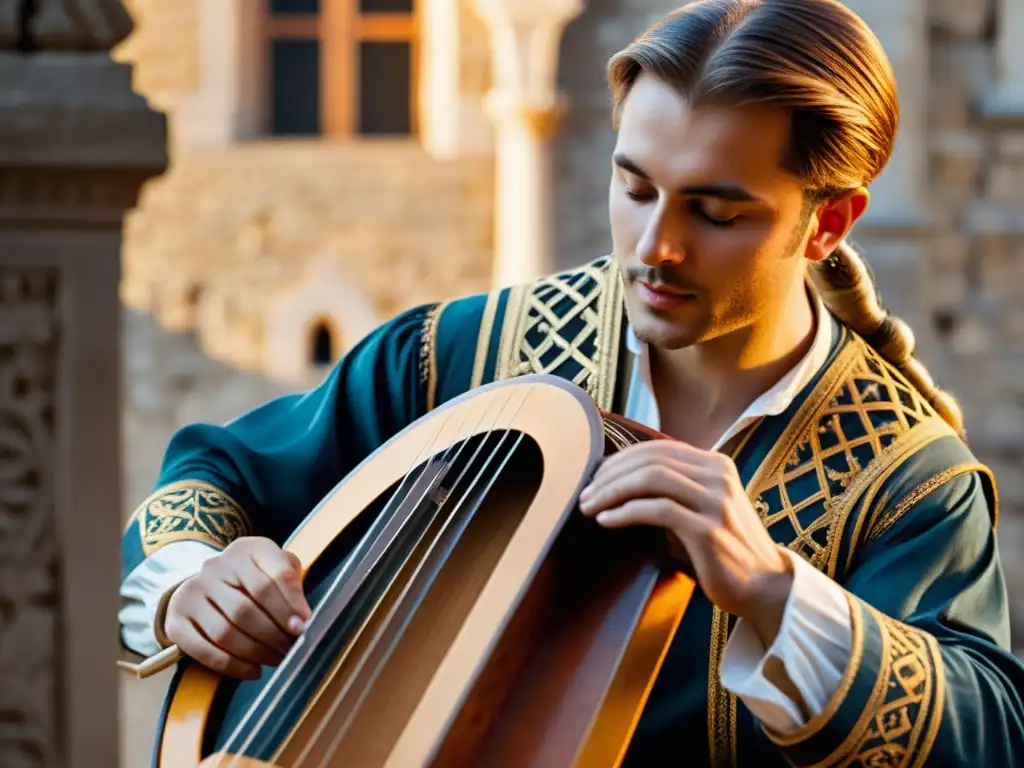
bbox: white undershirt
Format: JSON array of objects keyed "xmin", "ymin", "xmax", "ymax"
[
  {"xmin": 119, "ymin": 293, "xmax": 853, "ymax": 736},
  {"xmin": 621, "ymin": 292, "xmax": 853, "ymax": 734}
]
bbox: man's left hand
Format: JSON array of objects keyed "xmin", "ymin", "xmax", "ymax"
[{"xmin": 578, "ymin": 440, "xmax": 794, "ymax": 648}]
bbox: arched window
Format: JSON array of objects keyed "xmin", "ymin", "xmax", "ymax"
[
  {"xmin": 266, "ymin": 0, "xmax": 418, "ymax": 137},
  {"xmin": 310, "ymin": 319, "xmax": 335, "ymax": 366}
]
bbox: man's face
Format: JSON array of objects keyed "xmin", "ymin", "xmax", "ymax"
[{"xmin": 609, "ymin": 74, "xmax": 815, "ymax": 351}]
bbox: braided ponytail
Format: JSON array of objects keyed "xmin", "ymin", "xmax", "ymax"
[{"xmin": 808, "ymin": 241, "xmax": 966, "ymax": 438}]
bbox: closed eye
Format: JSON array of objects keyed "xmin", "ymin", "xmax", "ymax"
[
  {"xmin": 625, "ymin": 187, "xmax": 656, "ymax": 203},
  {"xmin": 691, "ymin": 201, "xmax": 740, "ymax": 227},
  {"xmin": 623, "ymin": 183, "xmax": 742, "ymax": 225}
]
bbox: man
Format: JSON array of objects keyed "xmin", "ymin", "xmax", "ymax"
[{"xmin": 120, "ymin": 0, "xmax": 1024, "ymax": 765}]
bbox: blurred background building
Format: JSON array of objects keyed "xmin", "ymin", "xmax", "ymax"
[{"xmin": 76, "ymin": 0, "xmax": 1024, "ymax": 762}]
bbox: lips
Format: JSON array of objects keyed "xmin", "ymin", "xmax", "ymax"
[
  {"xmin": 640, "ymin": 281, "xmax": 690, "ymax": 296},
  {"xmin": 636, "ymin": 280, "xmax": 696, "ymax": 310}
]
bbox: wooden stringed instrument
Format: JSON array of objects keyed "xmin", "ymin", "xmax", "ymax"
[{"xmin": 137, "ymin": 374, "xmax": 697, "ymax": 767}]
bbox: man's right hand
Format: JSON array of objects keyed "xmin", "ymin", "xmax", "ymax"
[{"xmin": 164, "ymin": 537, "xmax": 313, "ymax": 680}]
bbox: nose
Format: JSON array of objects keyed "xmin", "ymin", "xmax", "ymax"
[{"xmin": 635, "ymin": 201, "xmax": 686, "ymax": 266}]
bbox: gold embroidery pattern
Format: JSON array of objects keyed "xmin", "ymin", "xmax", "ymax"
[
  {"xmin": 420, "ymin": 302, "xmax": 445, "ymax": 411},
  {"xmin": 494, "ymin": 257, "xmax": 624, "ymax": 410},
  {"xmin": 851, "ymin": 609, "xmax": 944, "ymax": 768},
  {"xmin": 749, "ymin": 339, "xmax": 952, "ymax": 573},
  {"xmin": 470, "ymin": 291, "xmax": 501, "ymax": 389},
  {"xmin": 808, "ymin": 605, "xmax": 944, "ymax": 768},
  {"xmin": 707, "ymin": 607, "xmax": 736, "ymax": 768},
  {"xmin": 865, "ymin": 462, "xmax": 987, "ymax": 545},
  {"xmin": 130, "ymin": 480, "xmax": 250, "ymax": 556},
  {"xmin": 709, "ymin": 335, "xmax": 956, "ymax": 767}
]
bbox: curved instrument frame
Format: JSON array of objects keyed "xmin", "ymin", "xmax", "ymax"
[{"xmin": 154, "ymin": 374, "xmax": 695, "ymax": 768}]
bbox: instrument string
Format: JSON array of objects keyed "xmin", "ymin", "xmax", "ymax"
[
  {"xmin": 221, "ymin": 398, "xmax": 471, "ymax": 763},
  {"xmin": 223, "ymin": 385, "xmax": 521, "ymax": 765},
  {"xmin": 296, "ymin": 384, "xmax": 536, "ymax": 768},
  {"xmin": 284, "ymin": 384, "xmax": 527, "ymax": 766},
  {"xmin": 223, "ymin": 261, "xmax": 596, "ymax": 764}
]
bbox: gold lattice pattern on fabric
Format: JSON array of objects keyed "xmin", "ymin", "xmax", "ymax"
[
  {"xmin": 752, "ymin": 341, "xmax": 940, "ymax": 571},
  {"xmin": 504, "ymin": 257, "xmax": 624, "ymax": 410}
]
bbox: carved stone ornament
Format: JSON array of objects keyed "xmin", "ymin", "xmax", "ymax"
[
  {"xmin": 0, "ymin": 0, "xmax": 134, "ymax": 51},
  {"xmin": 0, "ymin": 268, "xmax": 60, "ymax": 767}
]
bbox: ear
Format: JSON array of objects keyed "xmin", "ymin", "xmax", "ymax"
[{"xmin": 804, "ymin": 187, "xmax": 870, "ymax": 263}]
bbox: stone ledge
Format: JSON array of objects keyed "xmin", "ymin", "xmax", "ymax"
[
  {"xmin": 0, "ymin": 166, "xmax": 155, "ymax": 228},
  {"xmin": 0, "ymin": 51, "xmax": 166, "ymax": 169}
]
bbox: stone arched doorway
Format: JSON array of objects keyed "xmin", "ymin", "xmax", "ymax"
[
  {"xmin": 308, "ymin": 314, "xmax": 342, "ymax": 368},
  {"xmin": 263, "ymin": 261, "xmax": 379, "ymax": 384}
]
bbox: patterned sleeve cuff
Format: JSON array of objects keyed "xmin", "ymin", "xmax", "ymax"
[
  {"xmin": 119, "ymin": 480, "xmax": 249, "ymax": 659},
  {"xmin": 765, "ymin": 595, "xmax": 945, "ymax": 767},
  {"xmin": 124, "ymin": 480, "xmax": 250, "ymax": 560}
]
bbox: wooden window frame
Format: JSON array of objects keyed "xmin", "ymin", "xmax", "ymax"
[{"xmin": 264, "ymin": 1, "xmax": 420, "ymax": 137}]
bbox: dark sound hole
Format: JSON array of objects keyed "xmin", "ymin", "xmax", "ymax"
[{"xmin": 204, "ymin": 429, "xmax": 544, "ymax": 761}]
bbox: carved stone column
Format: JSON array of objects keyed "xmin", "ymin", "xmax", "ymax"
[
  {"xmin": 474, "ymin": 0, "xmax": 584, "ymax": 287},
  {"xmin": 0, "ymin": 2, "xmax": 167, "ymax": 766}
]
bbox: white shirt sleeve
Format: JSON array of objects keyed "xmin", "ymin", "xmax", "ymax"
[
  {"xmin": 118, "ymin": 541, "xmax": 221, "ymax": 657},
  {"xmin": 719, "ymin": 549, "xmax": 853, "ymax": 735}
]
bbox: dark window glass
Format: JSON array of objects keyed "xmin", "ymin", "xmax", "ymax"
[
  {"xmin": 271, "ymin": 0, "xmax": 320, "ymax": 14},
  {"xmin": 359, "ymin": 0, "xmax": 414, "ymax": 13},
  {"xmin": 311, "ymin": 321, "xmax": 334, "ymax": 365},
  {"xmin": 358, "ymin": 42, "xmax": 411, "ymax": 135},
  {"xmin": 270, "ymin": 39, "xmax": 320, "ymax": 136}
]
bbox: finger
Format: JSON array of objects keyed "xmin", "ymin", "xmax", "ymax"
[
  {"xmin": 591, "ymin": 440, "xmax": 716, "ymax": 481},
  {"xmin": 591, "ymin": 449, "xmax": 727, "ymax": 493},
  {"xmin": 191, "ymin": 597, "xmax": 285, "ymax": 667},
  {"xmin": 284, "ymin": 550, "xmax": 304, "ymax": 574},
  {"xmin": 252, "ymin": 546, "xmax": 313, "ymax": 622},
  {"xmin": 233, "ymin": 558, "xmax": 308, "ymax": 636},
  {"xmin": 207, "ymin": 579, "xmax": 295, "ymax": 655},
  {"xmin": 594, "ymin": 497, "xmax": 703, "ymax": 533},
  {"xmin": 580, "ymin": 462, "xmax": 715, "ymax": 517},
  {"xmin": 167, "ymin": 615, "xmax": 262, "ymax": 680}
]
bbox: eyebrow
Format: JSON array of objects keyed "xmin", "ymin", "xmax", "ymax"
[{"xmin": 612, "ymin": 153, "xmax": 762, "ymax": 203}]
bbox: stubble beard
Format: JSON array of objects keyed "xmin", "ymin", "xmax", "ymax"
[{"xmin": 620, "ymin": 209, "xmax": 813, "ymax": 352}]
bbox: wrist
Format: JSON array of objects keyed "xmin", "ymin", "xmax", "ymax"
[
  {"xmin": 155, "ymin": 576, "xmax": 193, "ymax": 648},
  {"xmin": 746, "ymin": 549, "xmax": 795, "ymax": 649}
]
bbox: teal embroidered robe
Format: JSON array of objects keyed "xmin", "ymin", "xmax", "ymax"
[{"xmin": 123, "ymin": 257, "xmax": 1024, "ymax": 767}]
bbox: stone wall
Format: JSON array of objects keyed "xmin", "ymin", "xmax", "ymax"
[
  {"xmin": 122, "ymin": 308, "xmax": 294, "ymax": 512},
  {"xmin": 121, "ymin": 141, "xmax": 494, "ymax": 380},
  {"xmin": 116, "ymin": 0, "xmax": 496, "ymax": 383},
  {"xmin": 553, "ymin": 0, "xmax": 1024, "ymax": 649},
  {"xmin": 927, "ymin": 0, "xmax": 1024, "ymax": 649}
]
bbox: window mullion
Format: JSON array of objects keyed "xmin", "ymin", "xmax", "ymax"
[{"xmin": 323, "ymin": 0, "xmax": 356, "ymax": 137}]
